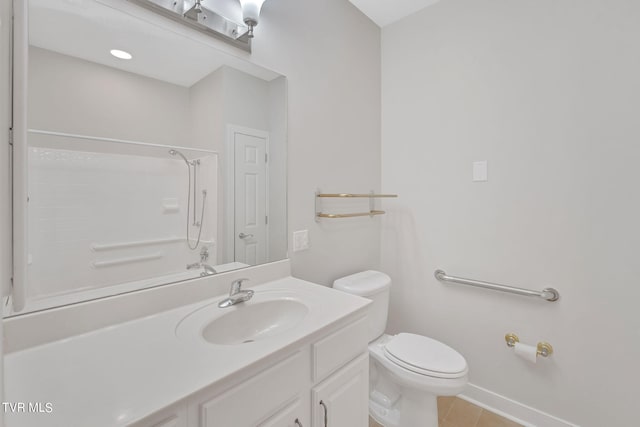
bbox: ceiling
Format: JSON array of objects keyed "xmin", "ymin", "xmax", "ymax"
[{"xmin": 348, "ymin": 0, "xmax": 442, "ymax": 27}]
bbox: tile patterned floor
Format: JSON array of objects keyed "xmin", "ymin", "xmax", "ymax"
[{"xmin": 369, "ymin": 396, "xmax": 523, "ymax": 427}]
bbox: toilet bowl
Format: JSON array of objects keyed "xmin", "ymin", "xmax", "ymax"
[{"xmin": 333, "ymin": 271, "xmax": 468, "ymax": 427}]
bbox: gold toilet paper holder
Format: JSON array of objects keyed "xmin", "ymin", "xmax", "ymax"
[{"xmin": 505, "ymin": 333, "xmax": 553, "ymax": 358}]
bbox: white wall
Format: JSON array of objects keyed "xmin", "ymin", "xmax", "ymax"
[
  {"xmin": 251, "ymin": 0, "xmax": 382, "ymax": 285},
  {"xmin": 381, "ymin": 1, "xmax": 640, "ymax": 426},
  {"xmin": 0, "ymin": 0, "xmax": 10, "ymax": 422},
  {"xmin": 189, "ymin": 66, "xmax": 287, "ymax": 264},
  {"xmin": 28, "ymin": 47, "xmax": 191, "ymax": 146},
  {"xmin": 268, "ymin": 77, "xmax": 288, "ymax": 262},
  {"xmin": 189, "ymin": 68, "xmax": 226, "ymax": 264}
]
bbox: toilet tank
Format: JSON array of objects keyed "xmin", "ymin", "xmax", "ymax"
[{"xmin": 333, "ymin": 271, "xmax": 391, "ymax": 342}]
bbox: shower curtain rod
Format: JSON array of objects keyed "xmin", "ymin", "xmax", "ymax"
[{"xmin": 28, "ymin": 129, "xmax": 219, "ymax": 155}]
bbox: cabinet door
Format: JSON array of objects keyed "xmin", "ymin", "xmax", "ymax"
[
  {"xmin": 189, "ymin": 351, "xmax": 307, "ymax": 427},
  {"xmin": 311, "ymin": 353, "xmax": 368, "ymax": 427},
  {"xmin": 258, "ymin": 399, "xmax": 306, "ymax": 427}
]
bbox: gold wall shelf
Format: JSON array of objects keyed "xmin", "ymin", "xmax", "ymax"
[
  {"xmin": 315, "ymin": 190, "xmax": 397, "ymax": 220},
  {"xmin": 317, "ymin": 210, "xmax": 386, "ymax": 219}
]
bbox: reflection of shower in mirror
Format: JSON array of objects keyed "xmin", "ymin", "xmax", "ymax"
[{"xmin": 169, "ymin": 149, "xmax": 207, "ymax": 250}]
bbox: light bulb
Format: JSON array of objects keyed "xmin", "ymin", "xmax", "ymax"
[{"xmin": 239, "ymin": 0, "xmax": 266, "ymax": 28}]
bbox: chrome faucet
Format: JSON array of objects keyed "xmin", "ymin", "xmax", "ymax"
[
  {"xmin": 186, "ymin": 247, "xmax": 217, "ymax": 276},
  {"xmin": 218, "ymin": 278, "xmax": 254, "ymax": 308},
  {"xmin": 186, "ymin": 261, "xmax": 201, "ymax": 270},
  {"xmin": 200, "ymin": 263, "xmax": 218, "ymax": 276}
]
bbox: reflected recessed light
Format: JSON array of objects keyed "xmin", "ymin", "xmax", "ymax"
[{"xmin": 110, "ymin": 49, "xmax": 132, "ymax": 60}]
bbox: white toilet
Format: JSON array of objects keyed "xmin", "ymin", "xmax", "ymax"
[{"xmin": 333, "ymin": 271, "xmax": 468, "ymax": 427}]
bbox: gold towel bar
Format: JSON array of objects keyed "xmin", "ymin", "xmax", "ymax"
[
  {"xmin": 316, "ymin": 193, "xmax": 398, "ymax": 198},
  {"xmin": 316, "ymin": 210, "xmax": 386, "ymax": 219},
  {"xmin": 314, "ymin": 189, "xmax": 397, "ymax": 221}
]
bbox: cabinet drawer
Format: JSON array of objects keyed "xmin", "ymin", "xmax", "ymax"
[
  {"xmin": 192, "ymin": 351, "xmax": 307, "ymax": 427},
  {"xmin": 312, "ymin": 317, "xmax": 368, "ymax": 382}
]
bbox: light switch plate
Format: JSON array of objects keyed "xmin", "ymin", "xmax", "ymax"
[
  {"xmin": 473, "ymin": 161, "xmax": 488, "ymax": 182},
  {"xmin": 293, "ymin": 230, "xmax": 309, "ymax": 252}
]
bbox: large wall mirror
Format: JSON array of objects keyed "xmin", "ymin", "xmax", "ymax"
[{"xmin": 7, "ymin": 0, "xmax": 287, "ymax": 316}]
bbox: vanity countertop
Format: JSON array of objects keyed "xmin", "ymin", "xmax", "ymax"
[{"xmin": 4, "ymin": 276, "xmax": 370, "ymax": 427}]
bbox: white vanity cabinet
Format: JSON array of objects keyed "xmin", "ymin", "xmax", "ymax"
[
  {"xmin": 309, "ymin": 317, "xmax": 370, "ymax": 427},
  {"xmin": 133, "ymin": 315, "xmax": 369, "ymax": 427},
  {"xmin": 187, "ymin": 351, "xmax": 309, "ymax": 427},
  {"xmin": 311, "ymin": 354, "xmax": 369, "ymax": 427}
]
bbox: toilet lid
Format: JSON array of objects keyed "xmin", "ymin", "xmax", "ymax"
[{"xmin": 383, "ymin": 333, "xmax": 468, "ymax": 379}]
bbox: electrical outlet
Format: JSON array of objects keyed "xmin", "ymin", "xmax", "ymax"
[{"xmin": 293, "ymin": 230, "xmax": 310, "ymax": 252}]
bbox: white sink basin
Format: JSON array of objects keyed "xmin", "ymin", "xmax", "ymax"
[
  {"xmin": 203, "ymin": 299, "xmax": 308, "ymax": 345},
  {"xmin": 176, "ymin": 292, "xmax": 309, "ymax": 346}
]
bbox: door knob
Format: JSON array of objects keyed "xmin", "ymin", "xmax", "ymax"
[{"xmin": 238, "ymin": 232, "xmax": 254, "ymax": 239}]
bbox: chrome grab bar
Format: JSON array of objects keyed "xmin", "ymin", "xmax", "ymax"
[{"xmin": 434, "ymin": 270, "xmax": 559, "ymax": 302}]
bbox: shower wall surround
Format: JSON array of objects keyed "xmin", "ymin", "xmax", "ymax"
[{"xmin": 26, "ymin": 146, "xmax": 217, "ymax": 310}]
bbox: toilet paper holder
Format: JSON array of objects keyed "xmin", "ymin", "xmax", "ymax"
[{"xmin": 505, "ymin": 333, "xmax": 553, "ymax": 357}]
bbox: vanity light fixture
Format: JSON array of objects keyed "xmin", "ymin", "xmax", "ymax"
[
  {"xmin": 130, "ymin": 0, "xmax": 270, "ymax": 52},
  {"xmin": 239, "ymin": 0, "xmax": 267, "ymax": 38},
  {"xmin": 110, "ymin": 49, "xmax": 133, "ymax": 60}
]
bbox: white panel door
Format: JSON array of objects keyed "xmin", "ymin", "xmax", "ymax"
[{"xmin": 234, "ymin": 131, "xmax": 267, "ymax": 265}]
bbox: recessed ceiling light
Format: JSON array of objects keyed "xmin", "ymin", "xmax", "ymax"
[{"xmin": 110, "ymin": 49, "xmax": 132, "ymax": 60}]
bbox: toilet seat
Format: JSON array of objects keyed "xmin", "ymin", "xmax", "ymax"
[{"xmin": 383, "ymin": 333, "xmax": 468, "ymax": 379}]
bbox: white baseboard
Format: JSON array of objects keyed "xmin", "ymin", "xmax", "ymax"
[{"xmin": 459, "ymin": 383, "xmax": 580, "ymax": 427}]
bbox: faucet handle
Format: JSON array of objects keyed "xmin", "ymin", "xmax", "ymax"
[
  {"xmin": 200, "ymin": 246, "xmax": 209, "ymax": 262},
  {"xmin": 230, "ymin": 278, "xmax": 250, "ymax": 294}
]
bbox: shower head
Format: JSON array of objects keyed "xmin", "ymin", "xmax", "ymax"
[{"xmin": 169, "ymin": 149, "xmax": 192, "ymax": 166}]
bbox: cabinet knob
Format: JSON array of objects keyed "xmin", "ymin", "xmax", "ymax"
[{"xmin": 319, "ymin": 400, "xmax": 328, "ymax": 427}]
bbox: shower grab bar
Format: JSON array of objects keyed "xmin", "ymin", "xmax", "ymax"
[
  {"xmin": 93, "ymin": 253, "xmax": 163, "ymax": 268},
  {"xmin": 92, "ymin": 237, "xmax": 183, "ymax": 251},
  {"xmin": 93, "ymin": 237, "xmax": 215, "ymax": 251},
  {"xmin": 434, "ymin": 269, "xmax": 560, "ymax": 302},
  {"xmin": 28, "ymin": 129, "xmax": 219, "ymax": 155}
]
